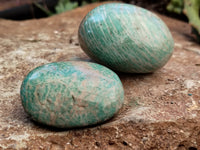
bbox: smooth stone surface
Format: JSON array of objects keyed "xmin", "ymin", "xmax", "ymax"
[
  {"xmin": 20, "ymin": 61, "xmax": 124, "ymax": 128},
  {"xmin": 78, "ymin": 3, "xmax": 174, "ymax": 73}
]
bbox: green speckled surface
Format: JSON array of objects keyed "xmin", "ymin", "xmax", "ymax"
[
  {"xmin": 78, "ymin": 3, "xmax": 174, "ymax": 73},
  {"xmin": 20, "ymin": 61, "xmax": 124, "ymax": 128}
]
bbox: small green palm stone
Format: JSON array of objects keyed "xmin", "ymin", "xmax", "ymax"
[
  {"xmin": 20, "ymin": 61, "xmax": 124, "ymax": 128},
  {"xmin": 78, "ymin": 3, "xmax": 174, "ymax": 73}
]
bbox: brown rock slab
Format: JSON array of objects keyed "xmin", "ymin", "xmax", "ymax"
[{"xmin": 0, "ymin": 2, "xmax": 200, "ymax": 150}]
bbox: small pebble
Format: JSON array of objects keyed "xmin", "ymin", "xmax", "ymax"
[
  {"xmin": 79, "ymin": 3, "xmax": 174, "ymax": 73},
  {"xmin": 20, "ymin": 61, "xmax": 124, "ymax": 128}
]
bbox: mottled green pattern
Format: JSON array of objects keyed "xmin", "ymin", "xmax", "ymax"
[
  {"xmin": 78, "ymin": 3, "xmax": 174, "ymax": 73},
  {"xmin": 20, "ymin": 61, "xmax": 124, "ymax": 128}
]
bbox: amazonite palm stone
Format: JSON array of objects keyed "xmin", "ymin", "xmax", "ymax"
[
  {"xmin": 78, "ymin": 3, "xmax": 174, "ymax": 73},
  {"xmin": 20, "ymin": 61, "xmax": 124, "ymax": 128}
]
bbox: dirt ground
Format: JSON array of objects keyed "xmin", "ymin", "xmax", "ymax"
[{"xmin": 0, "ymin": 2, "xmax": 200, "ymax": 150}]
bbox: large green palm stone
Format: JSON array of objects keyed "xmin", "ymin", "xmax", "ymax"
[
  {"xmin": 20, "ymin": 61, "xmax": 124, "ymax": 128},
  {"xmin": 79, "ymin": 3, "xmax": 174, "ymax": 73}
]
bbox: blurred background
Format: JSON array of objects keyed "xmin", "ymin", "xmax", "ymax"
[
  {"xmin": 0, "ymin": 0, "xmax": 185, "ymax": 20},
  {"xmin": 1, "ymin": 0, "xmax": 199, "ymax": 42}
]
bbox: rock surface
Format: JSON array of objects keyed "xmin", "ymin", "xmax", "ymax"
[
  {"xmin": 21, "ymin": 61, "xmax": 124, "ymax": 128},
  {"xmin": 0, "ymin": 2, "xmax": 200, "ymax": 150}
]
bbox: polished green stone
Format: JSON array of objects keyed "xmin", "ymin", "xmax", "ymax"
[
  {"xmin": 20, "ymin": 61, "xmax": 124, "ymax": 128},
  {"xmin": 78, "ymin": 3, "xmax": 174, "ymax": 73}
]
